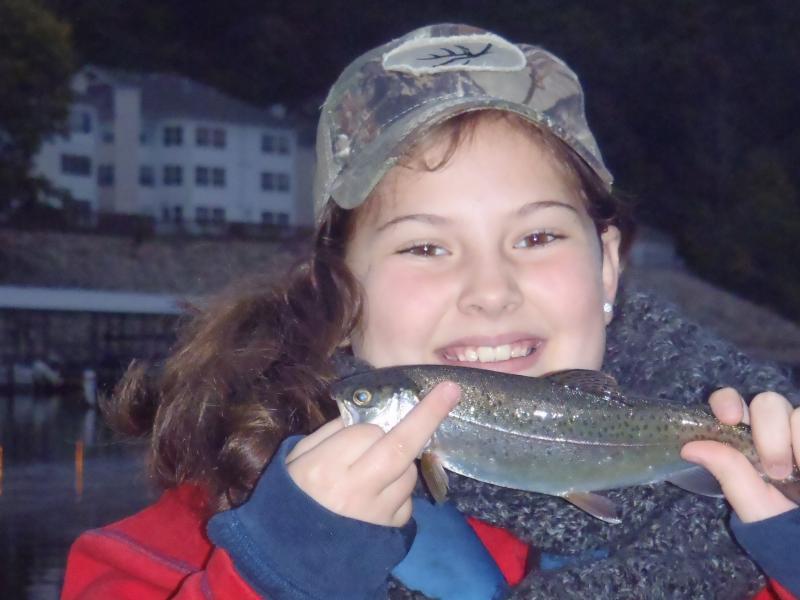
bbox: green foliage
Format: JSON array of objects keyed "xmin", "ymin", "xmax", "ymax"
[
  {"xmin": 680, "ymin": 147, "xmax": 800, "ymax": 319},
  {"xmin": 0, "ymin": 0, "xmax": 74, "ymax": 213}
]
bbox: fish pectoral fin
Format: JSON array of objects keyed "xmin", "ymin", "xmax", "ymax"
[
  {"xmin": 420, "ymin": 451, "xmax": 449, "ymax": 504},
  {"xmin": 667, "ymin": 466, "xmax": 724, "ymax": 497},
  {"xmin": 563, "ymin": 492, "xmax": 621, "ymax": 524}
]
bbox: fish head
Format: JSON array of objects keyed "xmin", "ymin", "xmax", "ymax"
[{"xmin": 330, "ymin": 369, "xmax": 421, "ymax": 433}]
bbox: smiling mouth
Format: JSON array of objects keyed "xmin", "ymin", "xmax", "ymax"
[{"xmin": 441, "ymin": 341, "xmax": 540, "ymax": 364}]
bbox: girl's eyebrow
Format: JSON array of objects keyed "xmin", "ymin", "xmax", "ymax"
[
  {"xmin": 376, "ymin": 200, "xmax": 576, "ymax": 232},
  {"xmin": 376, "ymin": 213, "xmax": 451, "ymax": 232},
  {"xmin": 517, "ymin": 200, "xmax": 579, "ymax": 217}
]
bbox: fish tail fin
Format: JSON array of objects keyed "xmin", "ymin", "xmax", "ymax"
[{"xmin": 420, "ymin": 451, "xmax": 449, "ymax": 504}]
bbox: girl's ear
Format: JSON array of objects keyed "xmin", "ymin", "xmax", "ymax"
[{"xmin": 600, "ymin": 226, "xmax": 622, "ymax": 323}]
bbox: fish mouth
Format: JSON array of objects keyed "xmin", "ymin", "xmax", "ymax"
[
  {"xmin": 336, "ymin": 401, "xmax": 355, "ymax": 426},
  {"xmin": 437, "ymin": 336, "xmax": 544, "ymax": 372}
]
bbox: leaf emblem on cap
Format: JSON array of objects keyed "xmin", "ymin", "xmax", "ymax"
[
  {"xmin": 383, "ymin": 33, "xmax": 526, "ymax": 74},
  {"xmin": 418, "ymin": 43, "xmax": 492, "ymax": 67}
]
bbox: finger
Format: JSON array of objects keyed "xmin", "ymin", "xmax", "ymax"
[
  {"xmin": 354, "ymin": 381, "xmax": 461, "ymax": 484},
  {"xmin": 286, "ymin": 418, "xmax": 345, "ymax": 463},
  {"xmin": 792, "ymin": 407, "xmax": 800, "ymax": 468},
  {"xmin": 709, "ymin": 388, "xmax": 748, "ymax": 425},
  {"xmin": 312, "ymin": 422, "xmax": 387, "ymax": 464},
  {"xmin": 750, "ymin": 392, "xmax": 794, "ymax": 479},
  {"xmin": 379, "ymin": 463, "xmax": 419, "ymax": 514},
  {"xmin": 288, "ymin": 422, "xmax": 386, "ymax": 485},
  {"xmin": 681, "ymin": 440, "xmax": 797, "ymax": 522},
  {"xmin": 392, "ymin": 497, "xmax": 414, "ymax": 527}
]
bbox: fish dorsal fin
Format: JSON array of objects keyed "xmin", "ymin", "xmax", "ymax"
[
  {"xmin": 562, "ymin": 491, "xmax": 621, "ymax": 524},
  {"xmin": 667, "ymin": 465, "xmax": 724, "ymax": 498},
  {"xmin": 543, "ymin": 369, "xmax": 629, "ymax": 405}
]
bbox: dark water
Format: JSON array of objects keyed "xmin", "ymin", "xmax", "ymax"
[{"xmin": 0, "ymin": 393, "xmax": 157, "ymax": 599}]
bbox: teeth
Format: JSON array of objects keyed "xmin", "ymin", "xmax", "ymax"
[
  {"xmin": 477, "ymin": 346, "xmax": 495, "ymax": 362},
  {"xmin": 510, "ymin": 345, "xmax": 526, "ymax": 358},
  {"xmin": 446, "ymin": 342, "xmax": 535, "ymax": 364},
  {"xmin": 495, "ymin": 345, "xmax": 511, "ymax": 361}
]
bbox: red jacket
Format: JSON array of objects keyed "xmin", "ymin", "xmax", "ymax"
[{"xmin": 62, "ymin": 484, "xmax": 795, "ymax": 600}]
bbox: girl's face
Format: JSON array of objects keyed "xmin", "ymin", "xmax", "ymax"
[{"xmin": 345, "ymin": 117, "xmax": 621, "ymax": 376}]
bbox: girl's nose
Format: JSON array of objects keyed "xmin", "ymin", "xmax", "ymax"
[{"xmin": 457, "ymin": 258, "xmax": 523, "ymax": 317}]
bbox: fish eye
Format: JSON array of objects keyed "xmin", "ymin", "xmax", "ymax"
[{"xmin": 352, "ymin": 388, "xmax": 372, "ymax": 406}]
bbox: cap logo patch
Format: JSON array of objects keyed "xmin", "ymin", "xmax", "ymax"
[
  {"xmin": 419, "ymin": 43, "xmax": 492, "ymax": 67},
  {"xmin": 383, "ymin": 34, "xmax": 526, "ymax": 74}
]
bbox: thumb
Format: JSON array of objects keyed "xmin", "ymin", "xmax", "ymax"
[{"xmin": 681, "ymin": 440, "xmax": 796, "ymax": 522}]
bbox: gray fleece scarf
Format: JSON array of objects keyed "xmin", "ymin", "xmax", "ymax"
[{"xmin": 337, "ymin": 279, "xmax": 799, "ymax": 600}]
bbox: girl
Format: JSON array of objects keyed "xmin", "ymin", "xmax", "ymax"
[{"xmin": 63, "ymin": 24, "xmax": 799, "ymax": 599}]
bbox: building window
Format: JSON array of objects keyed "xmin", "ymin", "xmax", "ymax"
[
  {"xmin": 139, "ymin": 166, "xmax": 155, "ymax": 187},
  {"xmin": 277, "ymin": 212, "xmax": 289, "ymax": 226},
  {"xmin": 212, "ymin": 208, "xmax": 226, "ymax": 224},
  {"xmin": 98, "ymin": 164, "xmax": 114, "ymax": 186},
  {"xmin": 196, "ymin": 206, "xmax": 209, "ymax": 224},
  {"xmin": 196, "ymin": 127, "xmax": 210, "ymax": 147},
  {"xmin": 70, "ymin": 110, "xmax": 92, "ymax": 134},
  {"xmin": 263, "ymin": 133, "xmax": 289, "ymax": 154},
  {"xmin": 163, "ymin": 165, "xmax": 183, "ymax": 186},
  {"xmin": 102, "ymin": 130, "xmax": 114, "ymax": 144},
  {"xmin": 163, "ymin": 126, "xmax": 183, "ymax": 146},
  {"xmin": 212, "ymin": 167, "xmax": 226, "ymax": 187},
  {"xmin": 261, "ymin": 134, "xmax": 274, "ymax": 153},
  {"xmin": 140, "ymin": 130, "xmax": 150, "ymax": 145},
  {"xmin": 195, "ymin": 166, "xmax": 209, "ymax": 186},
  {"xmin": 212, "ymin": 128, "xmax": 226, "ymax": 148},
  {"xmin": 173, "ymin": 205, "xmax": 183, "ymax": 223},
  {"xmin": 60, "ymin": 154, "xmax": 92, "ymax": 176},
  {"xmin": 261, "ymin": 211, "xmax": 274, "ymax": 225},
  {"xmin": 261, "ymin": 171, "xmax": 289, "ymax": 191},
  {"xmin": 277, "ymin": 135, "xmax": 290, "ymax": 154},
  {"xmin": 277, "ymin": 173, "xmax": 290, "ymax": 192}
]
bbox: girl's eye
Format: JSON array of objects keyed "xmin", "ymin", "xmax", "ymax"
[
  {"xmin": 399, "ymin": 243, "xmax": 448, "ymax": 257},
  {"xmin": 514, "ymin": 231, "xmax": 561, "ymax": 249}
]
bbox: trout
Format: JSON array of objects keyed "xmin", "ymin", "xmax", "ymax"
[{"xmin": 331, "ymin": 364, "xmax": 800, "ymax": 523}]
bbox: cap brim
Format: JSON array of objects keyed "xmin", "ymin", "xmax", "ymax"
[{"xmin": 328, "ymin": 97, "xmax": 612, "ymax": 210}]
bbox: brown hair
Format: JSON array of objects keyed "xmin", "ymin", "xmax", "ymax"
[
  {"xmin": 105, "ymin": 203, "xmax": 362, "ymax": 511},
  {"xmin": 105, "ymin": 110, "xmax": 636, "ymax": 512}
]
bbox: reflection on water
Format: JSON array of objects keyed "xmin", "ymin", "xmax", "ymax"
[{"xmin": 0, "ymin": 393, "xmax": 156, "ymax": 599}]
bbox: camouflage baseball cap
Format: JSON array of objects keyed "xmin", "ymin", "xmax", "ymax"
[{"xmin": 313, "ymin": 23, "xmax": 613, "ymax": 218}]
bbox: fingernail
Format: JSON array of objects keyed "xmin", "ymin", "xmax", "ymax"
[
  {"xmin": 766, "ymin": 462, "xmax": 792, "ymax": 480},
  {"xmin": 442, "ymin": 381, "xmax": 462, "ymax": 404}
]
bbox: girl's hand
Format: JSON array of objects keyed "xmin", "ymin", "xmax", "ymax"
[
  {"xmin": 285, "ymin": 381, "xmax": 461, "ymax": 527},
  {"xmin": 681, "ymin": 388, "xmax": 800, "ymax": 522}
]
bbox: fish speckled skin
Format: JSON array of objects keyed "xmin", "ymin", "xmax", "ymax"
[{"xmin": 332, "ymin": 364, "xmax": 800, "ymax": 499}]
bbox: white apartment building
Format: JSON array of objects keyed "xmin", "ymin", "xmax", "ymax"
[{"xmin": 34, "ymin": 66, "xmax": 310, "ymax": 230}]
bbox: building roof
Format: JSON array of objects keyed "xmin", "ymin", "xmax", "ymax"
[
  {"xmin": 0, "ymin": 285, "xmax": 185, "ymax": 315},
  {"xmin": 77, "ymin": 66, "xmax": 293, "ymax": 128}
]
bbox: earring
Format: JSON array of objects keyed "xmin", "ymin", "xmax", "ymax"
[{"xmin": 603, "ymin": 301, "xmax": 613, "ymax": 314}]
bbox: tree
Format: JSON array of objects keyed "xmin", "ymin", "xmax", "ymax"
[{"xmin": 0, "ymin": 0, "xmax": 74, "ymax": 215}]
